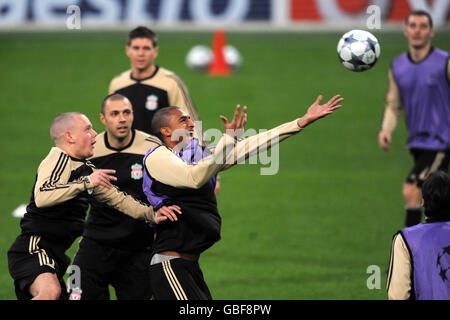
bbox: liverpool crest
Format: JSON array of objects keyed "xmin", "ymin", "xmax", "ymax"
[
  {"xmin": 145, "ymin": 94, "xmax": 158, "ymax": 111},
  {"xmin": 131, "ymin": 163, "xmax": 143, "ymax": 180}
]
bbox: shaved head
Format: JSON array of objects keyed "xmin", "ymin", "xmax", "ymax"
[
  {"xmin": 50, "ymin": 112, "xmax": 83, "ymax": 145},
  {"xmin": 151, "ymin": 106, "xmax": 181, "ymax": 140},
  {"xmin": 101, "ymin": 93, "xmax": 131, "ymax": 114}
]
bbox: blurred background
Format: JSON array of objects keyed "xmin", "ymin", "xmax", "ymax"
[{"xmin": 0, "ymin": 0, "xmax": 449, "ymax": 300}]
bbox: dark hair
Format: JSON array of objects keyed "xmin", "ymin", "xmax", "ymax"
[
  {"xmin": 101, "ymin": 93, "xmax": 129, "ymax": 114},
  {"xmin": 127, "ymin": 26, "xmax": 158, "ymax": 47},
  {"xmin": 405, "ymin": 10, "xmax": 433, "ymax": 29},
  {"xmin": 422, "ymin": 171, "xmax": 450, "ymax": 219},
  {"xmin": 151, "ymin": 106, "xmax": 181, "ymax": 140}
]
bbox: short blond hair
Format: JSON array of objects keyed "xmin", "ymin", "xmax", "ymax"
[{"xmin": 50, "ymin": 112, "xmax": 83, "ymax": 145}]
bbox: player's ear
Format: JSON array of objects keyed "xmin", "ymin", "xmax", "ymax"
[
  {"xmin": 125, "ymin": 45, "xmax": 131, "ymax": 58},
  {"xmin": 160, "ymin": 126, "xmax": 171, "ymax": 138},
  {"xmin": 64, "ymin": 129, "xmax": 75, "ymax": 144},
  {"xmin": 99, "ymin": 113, "xmax": 106, "ymax": 126},
  {"xmin": 153, "ymin": 46, "xmax": 159, "ymax": 59}
]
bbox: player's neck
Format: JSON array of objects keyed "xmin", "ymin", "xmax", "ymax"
[
  {"xmin": 409, "ymin": 43, "xmax": 432, "ymax": 62},
  {"xmin": 164, "ymin": 138, "xmax": 177, "ymax": 150},
  {"xmin": 107, "ymin": 132, "xmax": 133, "ymax": 149},
  {"xmin": 56, "ymin": 144, "xmax": 83, "ymax": 160},
  {"xmin": 131, "ymin": 64, "xmax": 156, "ymax": 80}
]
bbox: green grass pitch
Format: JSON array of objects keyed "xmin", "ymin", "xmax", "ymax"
[{"xmin": 0, "ymin": 30, "xmax": 448, "ymax": 300}]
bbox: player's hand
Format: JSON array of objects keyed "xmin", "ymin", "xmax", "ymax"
[
  {"xmin": 89, "ymin": 169, "xmax": 117, "ymax": 189},
  {"xmin": 220, "ymin": 104, "xmax": 247, "ymax": 139},
  {"xmin": 155, "ymin": 205, "xmax": 182, "ymax": 223},
  {"xmin": 378, "ymin": 131, "xmax": 392, "ymax": 151},
  {"xmin": 297, "ymin": 94, "xmax": 344, "ymax": 128}
]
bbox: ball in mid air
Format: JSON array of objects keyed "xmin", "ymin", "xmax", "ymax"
[{"xmin": 337, "ymin": 30, "xmax": 380, "ymax": 72}]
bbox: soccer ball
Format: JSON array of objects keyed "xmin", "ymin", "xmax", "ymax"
[
  {"xmin": 186, "ymin": 45, "xmax": 213, "ymax": 71},
  {"xmin": 337, "ymin": 30, "xmax": 380, "ymax": 72},
  {"xmin": 224, "ymin": 45, "xmax": 242, "ymax": 70}
]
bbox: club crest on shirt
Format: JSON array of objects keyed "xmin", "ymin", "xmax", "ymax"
[
  {"xmin": 146, "ymin": 94, "xmax": 158, "ymax": 111},
  {"xmin": 131, "ymin": 163, "xmax": 143, "ymax": 180}
]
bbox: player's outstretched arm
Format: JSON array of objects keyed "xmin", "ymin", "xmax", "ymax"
[
  {"xmin": 297, "ymin": 94, "xmax": 343, "ymax": 128},
  {"xmin": 219, "ymin": 95, "xmax": 344, "ymax": 170}
]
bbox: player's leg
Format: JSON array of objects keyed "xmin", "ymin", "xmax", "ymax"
[
  {"xmin": 404, "ymin": 149, "xmax": 449, "ymax": 227},
  {"xmin": 111, "ymin": 250, "xmax": 152, "ymax": 300},
  {"xmin": 7, "ymin": 234, "xmax": 66, "ymax": 300},
  {"xmin": 150, "ymin": 257, "xmax": 211, "ymax": 300},
  {"xmin": 402, "ymin": 181, "xmax": 422, "ymax": 227},
  {"xmin": 71, "ymin": 238, "xmax": 111, "ymax": 300}
]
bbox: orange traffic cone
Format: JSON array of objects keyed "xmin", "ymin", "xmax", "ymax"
[{"xmin": 208, "ymin": 30, "xmax": 230, "ymax": 76}]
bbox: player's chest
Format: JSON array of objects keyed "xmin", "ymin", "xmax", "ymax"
[{"xmin": 92, "ymin": 153, "xmax": 145, "ymax": 188}]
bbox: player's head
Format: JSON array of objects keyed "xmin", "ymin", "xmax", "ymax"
[
  {"xmin": 126, "ymin": 26, "xmax": 159, "ymax": 72},
  {"xmin": 151, "ymin": 106, "xmax": 194, "ymax": 149},
  {"xmin": 100, "ymin": 93, "xmax": 134, "ymax": 141},
  {"xmin": 50, "ymin": 112, "xmax": 97, "ymax": 159},
  {"xmin": 404, "ymin": 10, "xmax": 434, "ymax": 50},
  {"xmin": 421, "ymin": 171, "xmax": 450, "ymax": 220}
]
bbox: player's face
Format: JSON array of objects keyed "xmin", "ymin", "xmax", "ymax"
[
  {"xmin": 126, "ymin": 38, "xmax": 158, "ymax": 71},
  {"xmin": 404, "ymin": 15, "xmax": 434, "ymax": 49},
  {"xmin": 101, "ymin": 99, "xmax": 134, "ymax": 141},
  {"xmin": 71, "ymin": 114, "xmax": 97, "ymax": 159},
  {"xmin": 166, "ymin": 109, "xmax": 195, "ymax": 148}
]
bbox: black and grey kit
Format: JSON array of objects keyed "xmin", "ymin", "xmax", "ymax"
[{"xmin": 72, "ymin": 130, "xmax": 161, "ymax": 300}]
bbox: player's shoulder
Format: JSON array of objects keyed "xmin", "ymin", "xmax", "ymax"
[
  {"xmin": 134, "ymin": 130, "xmax": 163, "ymax": 146},
  {"xmin": 110, "ymin": 69, "xmax": 132, "ymax": 81},
  {"xmin": 433, "ymin": 47, "xmax": 449, "ymax": 59},
  {"xmin": 41, "ymin": 147, "xmax": 68, "ymax": 164},
  {"xmin": 38, "ymin": 147, "xmax": 70, "ymax": 171},
  {"xmin": 128, "ymin": 130, "xmax": 162, "ymax": 155},
  {"xmin": 156, "ymin": 66, "xmax": 184, "ymax": 84},
  {"xmin": 391, "ymin": 51, "xmax": 408, "ymax": 64},
  {"xmin": 109, "ymin": 69, "xmax": 133, "ymax": 92},
  {"xmin": 157, "ymin": 66, "xmax": 176, "ymax": 77}
]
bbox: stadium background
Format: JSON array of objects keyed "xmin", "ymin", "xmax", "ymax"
[{"xmin": 0, "ymin": 0, "xmax": 449, "ymax": 300}]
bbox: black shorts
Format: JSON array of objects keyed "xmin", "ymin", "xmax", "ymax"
[
  {"xmin": 150, "ymin": 257, "xmax": 212, "ymax": 300},
  {"xmin": 71, "ymin": 237, "xmax": 152, "ymax": 300},
  {"xmin": 406, "ymin": 149, "xmax": 450, "ymax": 187},
  {"xmin": 7, "ymin": 234, "xmax": 70, "ymax": 300}
]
